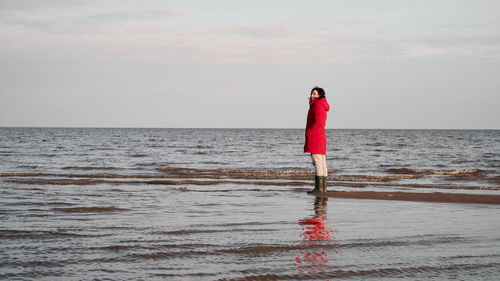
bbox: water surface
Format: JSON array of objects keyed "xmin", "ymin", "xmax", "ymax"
[{"xmin": 1, "ymin": 128, "xmax": 499, "ymax": 280}]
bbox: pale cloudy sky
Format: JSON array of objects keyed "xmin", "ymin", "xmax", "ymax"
[{"xmin": 1, "ymin": 0, "xmax": 499, "ymax": 129}]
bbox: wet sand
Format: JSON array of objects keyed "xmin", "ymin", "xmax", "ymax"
[{"xmin": 321, "ymin": 191, "xmax": 500, "ymax": 205}]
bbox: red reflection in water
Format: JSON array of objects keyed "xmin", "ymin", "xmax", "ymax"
[{"xmin": 296, "ymin": 196, "xmax": 337, "ymax": 274}]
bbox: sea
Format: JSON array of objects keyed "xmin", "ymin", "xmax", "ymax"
[{"xmin": 1, "ymin": 128, "xmax": 499, "ymax": 280}]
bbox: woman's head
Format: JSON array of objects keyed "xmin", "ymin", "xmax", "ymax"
[{"xmin": 310, "ymin": 87, "xmax": 326, "ymax": 101}]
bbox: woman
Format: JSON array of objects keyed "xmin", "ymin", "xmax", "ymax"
[{"xmin": 304, "ymin": 87, "xmax": 330, "ymax": 194}]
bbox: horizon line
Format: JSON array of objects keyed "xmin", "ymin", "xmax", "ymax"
[{"xmin": 0, "ymin": 126, "xmax": 498, "ymax": 130}]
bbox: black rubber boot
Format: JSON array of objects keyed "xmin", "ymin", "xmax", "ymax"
[
  {"xmin": 307, "ymin": 175, "xmax": 321, "ymax": 194},
  {"xmin": 320, "ymin": 176, "xmax": 328, "ymax": 193}
]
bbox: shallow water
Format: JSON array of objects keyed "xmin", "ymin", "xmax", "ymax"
[
  {"xmin": 1, "ymin": 128, "xmax": 499, "ymax": 280},
  {"xmin": 2, "ymin": 182, "xmax": 499, "ymax": 280}
]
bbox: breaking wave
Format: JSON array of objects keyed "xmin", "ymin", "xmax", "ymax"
[{"xmin": 1, "ymin": 166, "xmax": 499, "ymax": 191}]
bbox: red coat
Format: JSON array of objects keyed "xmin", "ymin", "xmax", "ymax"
[{"xmin": 304, "ymin": 98, "xmax": 330, "ymax": 154}]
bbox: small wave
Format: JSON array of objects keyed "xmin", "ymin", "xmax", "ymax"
[
  {"xmin": 220, "ymin": 245, "xmax": 307, "ymax": 255},
  {"xmin": 37, "ymin": 153, "xmax": 57, "ymax": 157},
  {"xmin": 132, "ymin": 162, "xmax": 159, "ymax": 167},
  {"xmin": 131, "ymin": 154, "xmax": 148, "ymax": 158},
  {"xmin": 89, "ymin": 147, "xmax": 115, "ymax": 151},
  {"xmin": 0, "ymin": 229, "xmax": 91, "ymax": 239},
  {"xmin": 342, "ymin": 236, "xmax": 466, "ymax": 249},
  {"xmin": 160, "ymin": 229, "xmax": 223, "ymax": 235},
  {"xmin": 0, "ymin": 172, "xmax": 43, "ymax": 177},
  {"xmin": 52, "ymin": 206, "xmax": 127, "ymax": 213},
  {"xmin": 4, "ymin": 201, "xmax": 74, "ymax": 207},
  {"xmin": 62, "ymin": 166, "xmax": 119, "ymax": 170},
  {"xmin": 91, "ymin": 243, "xmax": 217, "ymax": 252},
  {"xmin": 46, "ymin": 201, "xmax": 74, "ymax": 205},
  {"xmin": 157, "ymin": 227, "xmax": 279, "ymax": 236},
  {"xmin": 99, "ymin": 245, "xmax": 145, "ymax": 251},
  {"xmin": 331, "ymin": 174, "xmax": 421, "ymax": 182},
  {"xmin": 386, "ymin": 168, "xmax": 483, "ymax": 176},
  {"xmin": 16, "ymin": 165, "xmax": 38, "ymax": 169},
  {"xmin": 127, "ymin": 250, "xmax": 209, "ymax": 260},
  {"xmin": 195, "ymin": 145, "xmax": 213, "ymax": 149},
  {"xmin": 149, "ymin": 179, "xmax": 307, "ymax": 187},
  {"xmin": 364, "ymin": 142, "xmax": 385, "ymax": 147},
  {"xmin": 9, "ymin": 179, "xmax": 107, "ymax": 185},
  {"xmin": 441, "ymin": 253, "xmax": 500, "ymax": 260},
  {"xmin": 201, "ymin": 161, "xmax": 226, "ymax": 165}
]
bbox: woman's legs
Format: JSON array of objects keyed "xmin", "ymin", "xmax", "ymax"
[
  {"xmin": 311, "ymin": 154, "xmax": 327, "ymax": 177},
  {"xmin": 309, "ymin": 154, "xmax": 327, "ymax": 193}
]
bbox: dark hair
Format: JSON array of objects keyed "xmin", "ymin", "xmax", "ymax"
[{"xmin": 310, "ymin": 87, "xmax": 326, "ymax": 101}]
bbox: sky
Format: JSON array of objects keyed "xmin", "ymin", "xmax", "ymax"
[{"xmin": 1, "ymin": 0, "xmax": 499, "ymax": 129}]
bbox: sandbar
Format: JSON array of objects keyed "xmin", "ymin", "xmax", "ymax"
[{"xmin": 321, "ymin": 191, "xmax": 500, "ymax": 205}]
